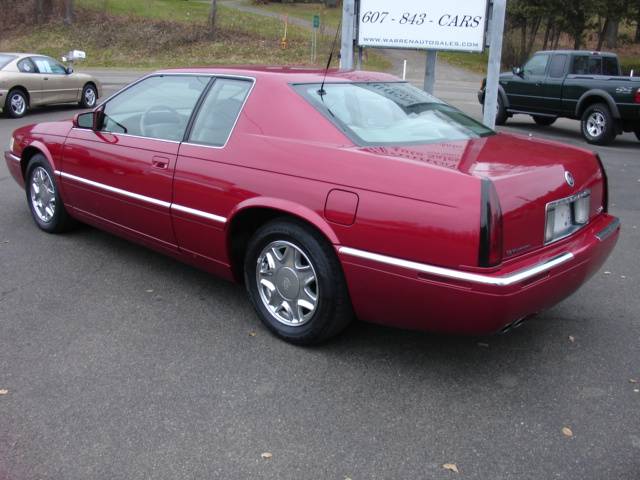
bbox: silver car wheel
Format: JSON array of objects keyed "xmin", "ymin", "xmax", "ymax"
[
  {"xmin": 30, "ymin": 166, "xmax": 56, "ymax": 223},
  {"xmin": 10, "ymin": 93, "xmax": 26, "ymax": 116},
  {"xmin": 256, "ymin": 240, "xmax": 319, "ymax": 327},
  {"xmin": 586, "ymin": 111, "xmax": 605, "ymax": 137},
  {"xmin": 84, "ymin": 87, "xmax": 96, "ymax": 107}
]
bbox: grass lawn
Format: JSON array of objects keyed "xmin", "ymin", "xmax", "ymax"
[
  {"xmin": 0, "ymin": 0, "xmax": 389, "ymax": 70},
  {"xmin": 238, "ymin": 0, "xmax": 341, "ymax": 29}
]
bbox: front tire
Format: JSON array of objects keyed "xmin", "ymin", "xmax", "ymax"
[
  {"xmin": 244, "ymin": 219, "xmax": 353, "ymax": 345},
  {"xmin": 5, "ymin": 89, "xmax": 28, "ymax": 118},
  {"xmin": 25, "ymin": 155, "xmax": 76, "ymax": 233},
  {"xmin": 634, "ymin": 128, "xmax": 640, "ymax": 142},
  {"xmin": 581, "ymin": 103, "xmax": 616, "ymax": 145},
  {"xmin": 79, "ymin": 83, "xmax": 98, "ymax": 108},
  {"xmin": 532, "ymin": 115, "xmax": 556, "ymax": 126}
]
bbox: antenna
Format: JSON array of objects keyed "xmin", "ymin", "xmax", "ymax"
[{"xmin": 318, "ymin": 18, "xmax": 342, "ymax": 98}]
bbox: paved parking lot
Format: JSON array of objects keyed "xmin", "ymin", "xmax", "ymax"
[{"xmin": 0, "ymin": 70, "xmax": 639, "ymax": 479}]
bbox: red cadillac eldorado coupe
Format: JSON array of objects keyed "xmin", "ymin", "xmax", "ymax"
[{"xmin": 4, "ymin": 67, "xmax": 620, "ymax": 344}]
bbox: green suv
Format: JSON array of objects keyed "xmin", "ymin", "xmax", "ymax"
[{"xmin": 479, "ymin": 50, "xmax": 640, "ymax": 145}]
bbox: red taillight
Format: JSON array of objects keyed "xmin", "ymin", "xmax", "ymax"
[
  {"xmin": 479, "ymin": 179, "xmax": 503, "ymax": 267},
  {"xmin": 634, "ymin": 88, "xmax": 640, "ymax": 104}
]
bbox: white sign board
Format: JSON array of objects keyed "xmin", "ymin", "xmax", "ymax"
[{"xmin": 357, "ymin": 0, "xmax": 488, "ymax": 52}]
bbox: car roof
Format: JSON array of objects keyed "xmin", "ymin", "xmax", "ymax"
[
  {"xmin": 535, "ymin": 50, "xmax": 618, "ymax": 56},
  {"xmin": 156, "ymin": 66, "xmax": 400, "ymax": 83}
]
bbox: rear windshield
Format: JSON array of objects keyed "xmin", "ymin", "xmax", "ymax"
[
  {"xmin": 294, "ymin": 82, "xmax": 494, "ymax": 146},
  {"xmin": 0, "ymin": 54, "xmax": 17, "ymax": 70}
]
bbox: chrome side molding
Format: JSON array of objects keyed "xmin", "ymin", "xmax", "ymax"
[{"xmin": 338, "ymin": 246, "xmax": 574, "ymax": 287}]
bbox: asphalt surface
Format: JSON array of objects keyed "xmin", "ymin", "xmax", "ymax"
[{"xmin": 1, "ymin": 70, "xmax": 639, "ymax": 480}]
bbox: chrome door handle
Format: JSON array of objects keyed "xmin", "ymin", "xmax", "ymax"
[{"xmin": 152, "ymin": 156, "xmax": 169, "ymax": 169}]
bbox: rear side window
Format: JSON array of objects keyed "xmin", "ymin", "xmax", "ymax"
[
  {"xmin": 188, "ymin": 78, "xmax": 252, "ymax": 147},
  {"xmin": 33, "ymin": 57, "xmax": 67, "ymax": 75},
  {"xmin": 0, "ymin": 54, "xmax": 16, "ymax": 69},
  {"xmin": 548, "ymin": 54, "xmax": 568, "ymax": 78},
  {"xmin": 572, "ymin": 56, "xmax": 603, "ymax": 75},
  {"xmin": 18, "ymin": 58, "xmax": 36, "ymax": 73},
  {"xmin": 602, "ymin": 57, "xmax": 619, "ymax": 76}
]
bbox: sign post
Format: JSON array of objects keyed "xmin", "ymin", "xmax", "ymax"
[
  {"xmin": 340, "ymin": 0, "xmax": 355, "ymax": 69},
  {"xmin": 311, "ymin": 15, "xmax": 320, "ymax": 63},
  {"xmin": 482, "ymin": 0, "xmax": 506, "ymax": 128}
]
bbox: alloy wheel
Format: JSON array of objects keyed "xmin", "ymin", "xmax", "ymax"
[
  {"xmin": 30, "ymin": 166, "xmax": 56, "ymax": 223},
  {"xmin": 10, "ymin": 93, "xmax": 26, "ymax": 116},
  {"xmin": 256, "ymin": 240, "xmax": 319, "ymax": 327},
  {"xmin": 586, "ymin": 111, "xmax": 605, "ymax": 138}
]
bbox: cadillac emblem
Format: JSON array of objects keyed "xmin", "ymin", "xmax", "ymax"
[{"xmin": 565, "ymin": 171, "xmax": 575, "ymax": 187}]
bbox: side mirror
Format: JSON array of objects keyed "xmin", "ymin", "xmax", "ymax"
[
  {"xmin": 513, "ymin": 66, "xmax": 523, "ymax": 77},
  {"xmin": 66, "ymin": 66, "xmax": 74, "ymax": 74},
  {"xmin": 74, "ymin": 108, "xmax": 103, "ymax": 130}
]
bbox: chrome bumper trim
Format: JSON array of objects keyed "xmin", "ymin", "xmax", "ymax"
[
  {"xmin": 6, "ymin": 152, "xmax": 20, "ymax": 162},
  {"xmin": 595, "ymin": 217, "xmax": 620, "ymax": 242},
  {"xmin": 56, "ymin": 170, "xmax": 226, "ymax": 224},
  {"xmin": 338, "ymin": 247, "xmax": 574, "ymax": 287}
]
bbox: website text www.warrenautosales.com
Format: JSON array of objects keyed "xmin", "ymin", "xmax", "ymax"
[{"xmin": 361, "ymin": 38, "xmax": 480, "ymax": 49}]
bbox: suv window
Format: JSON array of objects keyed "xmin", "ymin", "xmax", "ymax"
[
  {"xmin": 524, "ymin": 54, "xmax": 550, "ymax": 76},
  {"xmin": 33, "ymin": 57, "xmax": 67, "ymax": 74},
  {"xmin": 18, "ymin": 58, "xmax": 36, "ymax": 73},
  {"xmin": 188, "ymin": 78, "xmax": 252, "ymax": 147},
  {"xmin": 602, "ymin": 57, "xmax": 619, "ymax": 76},
  {"xmin": 101, "ymin": 75, "xmax": 210, "ymax": 141},
  {"xmin": 548, "ymin": 54, "xmax": 568, "ymax": 78}
]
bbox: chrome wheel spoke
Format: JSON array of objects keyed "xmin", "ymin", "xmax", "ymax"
[
  {"xmin": 256, "ymin": 240, "xmax": 319, "ymax": 327},
  {"xmin": 30, "ymin": 167, "xmax": 56, "ymax": 223}
]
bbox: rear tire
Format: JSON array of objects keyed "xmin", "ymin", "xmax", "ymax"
[
  {"xmin": 25, "ymin": 154, "xmax": 76, "ymax": 233},
  {"xmin": 581, "ymin": 103, "xmax": 616, "ymax": 145},
  {"xmin": 5, "ymin": 89, "xmax": 28, "ymax": 118},
  {"xmin": 79, "ymin": 83, "xmax": 98, "ymax": 108},
  {"xmin": 532, "ymin": 115, "xmax": 556, "ymax": 126},
  {"xmin": 244, "ymin": 218, "xmax": 353, "ymax": 345}
]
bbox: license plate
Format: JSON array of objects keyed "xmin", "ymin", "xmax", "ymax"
[{"xmin": 545, "ymin": 191, "xmax": 591, "ymax": 244}]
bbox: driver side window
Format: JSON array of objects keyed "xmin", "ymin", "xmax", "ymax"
[
  {"xmin": 523, "ymin": 54, "xmax": 550, "ymax": 76},
  {"xmin": 101, "ymin": 75, "xmax": 210, "ymax": 141}
]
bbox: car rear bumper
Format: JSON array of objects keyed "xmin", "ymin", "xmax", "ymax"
[
  {"xmin": 4, "ymin": 150, "xmax": 24, "ymax": 188},
  {"xmin": 338, "ymin": 213, "xmax": 620, "ymax": 334},
  {"xmin": 477, "ymin": 89, "xmax": 485, "ymax": 104}
]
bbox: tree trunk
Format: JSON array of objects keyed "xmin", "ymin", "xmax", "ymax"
[
  {"xmin": 524, "ymin": 16, "xmax": 542, "ymax": 59},
  {"xmin": 208, "ymin": 0, "xmax": 217, "ymax": 40},
  {"xmin": 542, "ymin": 18, "xmax": 552, "ymax": 51},
  {"xmin": 64, "ymin": 0, "xmax": 75, "ymax": 25},
  {"xmin": 520, "ymin": 21, "xmax": 527, "ymax": 63},
  {"xmin": 604, "ymin": 18, "xmax": 619, "ymax": 48},
  {"xmin": 636, "ymin": 3, "xmax": 640, "ymax": 42},
  {"xmin": 597, "ymin": 18, "xmax": 608, "ymax": 51}
]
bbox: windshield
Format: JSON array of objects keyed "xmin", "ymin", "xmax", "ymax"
[
  {"xmin": 0, "ymin": 54, "xmax": 17, "ymax": 70},
  {"xmin": 295, "ymin": 82, "xmax": 494, "ymax": 146}
]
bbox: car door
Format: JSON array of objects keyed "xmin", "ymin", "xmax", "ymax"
[
  {"xmin": 15, "ymin": 57, "xmax": 43, "ymax": 105},
  {"xmin": 540, "ymin": 53, "xmax": 568, "ymax": 114},
  {"xmin": 505, "ymin": 53, "xmax": 550, "ymax": 111},
  {"xmin": 172, "ymin": 76, "xmax": 254, "ymax": 266},
  {"xmin": 32, "ymin": 56, "xmax": 76, "ymax": 104},
  {"xmin": 61, "ymin": 74, "xmax": 211, "ymax": 249}
]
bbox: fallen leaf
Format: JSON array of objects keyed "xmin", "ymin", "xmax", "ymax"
[
  {"xmin": 568, "ymin": 335, "xmax": 575, "ymax": 343},
  {"xmin": 603, "ymin": 271, "xmax": 611, "ymax": 275},
  {"xmin": 634, "ymin": 389, "xmax": 639, "ymax": 393},
  {"xmin": 249, "ymin": 331, "xmax": 257, "ymax": 337},
  {"xmin": 146, "ymin": 289, "xmax": 154, "ymax": 293},
  {"xmin": 621, "ymin": 275, "xmax": 627, "ymax": 279},
  {"xmin": 261, "ymin": 452, "xmax": 272, "ymax": 460},
  {"xmin": 562, "ymin": 427, "xmax": 573, "ymax": 437},
  {"xmin": 630, "ymin": 379, "xmax": 638, "ymax": 384},
  {"xmin": 0, "ymin": 389, "xmax": 8, "ymax": 395},
  {"xmin": 442, "ymin": 463, "xmax": 459, "ymax": 473},
  {"xmin": 477, "ymin": 342, "xmax": 489, "ymax": 348}
]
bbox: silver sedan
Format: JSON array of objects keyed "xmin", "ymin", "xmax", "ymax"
[{"xmin": 0, "ymin": 52, "xmax": 102, "ymax": 118}]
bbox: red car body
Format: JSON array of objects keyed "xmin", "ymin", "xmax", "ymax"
[{"xmin": 4, "ymin": 67, "xmax": 620, "ymax": 335}]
